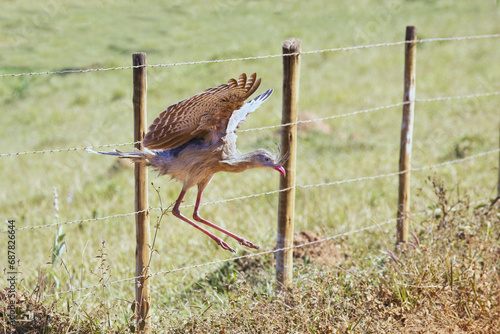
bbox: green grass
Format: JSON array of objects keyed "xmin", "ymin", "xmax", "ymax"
[{"xmin": 1, "ymin": 0, "xmax": 499, "ymax": 332}]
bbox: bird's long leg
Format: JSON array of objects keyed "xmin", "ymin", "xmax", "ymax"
[
  {"xmin": 192, "ymin": 186, "xmax": 260, "ymax": 250},
  {"xmin": 172, "ymin": 188, "xmax": 235, "ymax": 252}
]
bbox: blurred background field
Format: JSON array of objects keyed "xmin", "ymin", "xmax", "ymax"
[{"xmin": 0, "ymin": 0, "xmax": 499, "ymax": 332}]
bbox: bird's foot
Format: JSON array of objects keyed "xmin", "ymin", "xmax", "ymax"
[
  {"xmin": 239, "ymin": 239, "xmax": 260, "ymax": 249},
  {"xmin": 215, "ymin": 238, "xmax": 235, "ymax": 253}
]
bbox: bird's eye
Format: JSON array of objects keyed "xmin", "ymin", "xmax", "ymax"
[{"xmin": 264, "ymin": 157, "xmax": 270, "ymax": 162}]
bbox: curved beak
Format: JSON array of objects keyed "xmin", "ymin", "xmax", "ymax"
[{"xmin": 274, "ymin": 165, "xmax": 286, "ymax": 177}]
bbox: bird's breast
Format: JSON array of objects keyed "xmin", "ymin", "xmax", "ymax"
[{"xmin": 149, "ymin": 139, "xmax": 224, "ymax": 186}]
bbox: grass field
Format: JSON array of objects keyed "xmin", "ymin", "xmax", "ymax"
[{"xmin": 1, "ymin": 0, "xmax": 499, "ymax": 332}]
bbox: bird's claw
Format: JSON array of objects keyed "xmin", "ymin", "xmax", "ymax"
[
  {"xmin": 239, "ymin": 239, "xmax": 260, "ymax": 249},
  {"xmin": 216, "ymin": 239, "xmax": 235, "ymax": 253},
  {"xmin": 215, "ymin": 238, "xmax": 259, "ymax": 252}
]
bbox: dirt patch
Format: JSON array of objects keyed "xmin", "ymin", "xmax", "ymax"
[
  {"xmin": 297, "ymin": 112, "xmax": 332, "ymax": 134},
  {"xmin": 292, "ymin": 230, "xmax": 342, "ymax": 266}
]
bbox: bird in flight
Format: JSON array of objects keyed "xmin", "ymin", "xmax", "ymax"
[{"xmin": 92, "ymin": 73, "xmax": 286, "ymax": 252}]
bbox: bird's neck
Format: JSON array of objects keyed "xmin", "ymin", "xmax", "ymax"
[{"xmin": 219, "ymin": 151, "xmax": 257, "ymax": 173}]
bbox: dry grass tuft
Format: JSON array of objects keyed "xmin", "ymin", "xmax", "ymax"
[
  {"xmin": 0, "ymin": 287, "xmax": 74, "ymax": 333},
  {"xmin": 0, "ymin": 285, "xmax": 132, "ymax": 333}
]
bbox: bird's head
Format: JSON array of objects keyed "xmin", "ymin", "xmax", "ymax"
[{"xmin": 247, "ymin": 149, "xmax": 286, "ymax": 176}]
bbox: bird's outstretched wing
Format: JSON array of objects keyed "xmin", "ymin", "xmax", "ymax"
[
  {"xmin": 143, "ymin": 73, "xmax": 261, "ymax": 150},
  {"xmin": 225, "ymin": 89, "xmax": 273, "ymax": 135},
  {"xmin": 221, "ymin": 89, "xmax": 273, "ymax": 156}
]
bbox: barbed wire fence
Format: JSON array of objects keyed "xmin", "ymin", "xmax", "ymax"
[
  {"xmin": 2, "ymin": 30, "xmax": 500, "ymax": 329},
  {"xmin": 44, "ymin": 193, "xmax": 492, "ymax": 298},
  {"xmin": 1, "ymin": 146, "xmax": 497, "ymax": 234}
]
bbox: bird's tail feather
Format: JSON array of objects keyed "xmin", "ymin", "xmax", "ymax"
[{"xmin": 86, "ymin": 148, "xmax": 154, "ymax": 163}]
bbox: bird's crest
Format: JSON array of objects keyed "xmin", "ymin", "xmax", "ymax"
[{"xmin": 272, "ymin": 144, "xmax": 290, "ymax": 167}]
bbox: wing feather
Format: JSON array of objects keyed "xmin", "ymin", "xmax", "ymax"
[
  {"xmin": 221, "ymin": 89, "xmax": 273, "ymax": 156},
  {"xmin": 226, "ymin": 89, "xmax": 274, "ymax": 135},
  {"xmin": 143, "ymin": 73, "xmax": 262, "ymax": 150}
]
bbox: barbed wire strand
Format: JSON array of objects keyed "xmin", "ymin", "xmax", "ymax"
[
  {"xmin": 0, "ymin": 141, "xmax": 140, "ymax": 158},
  {"xmin": 241, "ymin": 91, "xmax": 500, "ymax": 133},
  {"xmin": 417, "ymin": 91, "xmax": 500, "ymax": 103},
  {"xmin": 44, "ymin": 195, "xmax": 494, "ymax": 297},
  {"xmin": 0, "ymin": 210, "xmax": 147, "ymax": 233},
  {"xmin": 1, "ymin": 42, "xmax": 406, "ymax": 77},
  {"xmin": 47, "ymin": 194, "xmax": 495, "ymax": 297},
  {"xmin": 3, "ymin": 148, "xmax": 497, "ymax": 234},
  {"xmin": 0, "ymin": 188, "xmax": 292, "ymax": 233},
  {"xmin": 297, "ymin": 148, "xmax": 500, "ymax": 189},
  {"xmin": 419, "ymin": 34, "xmax": 500, "ymax": 43},
  {"xmin": 2, "ymin": 103, "xmax": 408, "ymax": 156},
  {"xmin": 45, "ymin": 217, "xmax": 395, "ymax": 297},
  {"xmin": 2, "ymin": 90, "xmax": 499, "ymax": 158},
  {"xmin": 2, "ymin": 34, "xmax": 499, "ymax": 78},
  {"xmin": 0, "ymin": 102, "xmax": 404, "ymax": 158},
  {"xmin": 240, "ymin": 102, "xmax": 408, "ymax": 133}
]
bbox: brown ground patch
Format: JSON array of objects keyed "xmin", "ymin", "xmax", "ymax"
[
  {"xmin": 292, "ymin": 230, "xmax": 342, "ymax": 266},
  {"xmin": 297, "ymin": 112, "xmax": 332, "ymax": 134}
]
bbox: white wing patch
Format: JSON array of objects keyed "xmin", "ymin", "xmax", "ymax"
[{"xmin": 226, "ymin": 89, "xmax": 274, "ymax": 135}]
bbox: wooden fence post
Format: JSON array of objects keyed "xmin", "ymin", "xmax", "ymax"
[
  {"xmin": 132, "ymin": 52, "xmax": 151, "ymax": 332},
  {"xmin": 397, "ymin": 26, "xmax": 417, "ymax": 245},
  {"xmin": 277, "ymin": 38, "xmax": 301, "ymax": 291}
]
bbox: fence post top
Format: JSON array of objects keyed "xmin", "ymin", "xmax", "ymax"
[
  {"xmin": 406, "ymin": 26, "xmax": 417, "ymax": 40},
  {"xmin": 132, "ymin": 52, "xmax": 147, "ymax": 67},
  {"xmin": 283, "ymin": 38, "xmax": 302, "ymax": 51}
]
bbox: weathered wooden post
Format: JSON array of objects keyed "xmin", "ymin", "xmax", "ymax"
[
  {"xmin": 132, "ymin": 52, "xmax": 151, "ymax": 332},
  {"xmin": 277, "ymin": 38, "xmax": 301, "ymax": 291},
  {"xmin": 397, "ymin": 26, "xmax": 417, "ymax": 245},
  {"xmin": 498, "ymin": 128, "xmax": 500, "ymax": 197}
]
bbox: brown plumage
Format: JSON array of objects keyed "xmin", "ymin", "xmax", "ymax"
[
  {"xmin": 93, "ymin": 73, "xmax": 285, "ymax": 252},
  {"xmin": 143, "ymin": 73, "xmax": 261, "ymax": 150}
]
